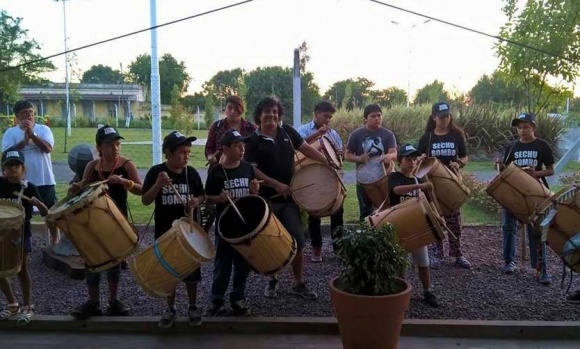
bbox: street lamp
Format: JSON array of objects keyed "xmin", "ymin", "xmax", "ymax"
[{"xmin": 390, "ymin": 19, "xmax": 431, "ymax": 108}]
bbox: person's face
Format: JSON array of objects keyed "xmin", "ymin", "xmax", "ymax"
[
  {"xmin": 259, "ymin": 105, "xmax": 280, "ymax": 129},
  {"xmin": 314, "ymin": 111, "xmax": 333, "ymax": 127},
  {"xmin": 516, "ymin": 122, "xmax": 535, "ymax": 139},
  {"xmin": 98, "ymin": 139, "xmax": 121, "ymax": 160},
  {"xmin": 365, "ymin": 111, "xmax": 382, "ymax": 130},
  {"xmin": 225, "ymin": 102, "xmax": 241, "ymax": 119},
  {"xmin": 16, "ymin": 108, "xmax": 36, "ymax": 125},
  {"xmin": 433, "ymin": 113, "xmax": 451, "ymax": 129},
  {"xmin": 167, "ymin": 144, "xmax": 191, "ymax": 169},
  {"xmin": 399, "ymin": 156, "xmax": 418, "ymax": 173},
  {"xmin": 2, "ymin": 162, "xmax": 25, "ymax": 182},
  {"xmin": 223, "ymin": 141, "xmax": 245, "ymax": 161}
]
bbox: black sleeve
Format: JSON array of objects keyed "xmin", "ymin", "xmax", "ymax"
[
  {"xmin": 142, "ymin": 165, "xmax": 159, "ymax": 194},
  {"xmin": 387, "ymin": 172, "xmax": 405, "ymax": 194},
  {"xmin": 417, "ymin": 133, "xmax": 429, "ymax": 155},
  {"xmin": 204, "ymin": 166, "xmax": 223, "ymax": 196},
  {"xmin": 243, "ymin": 135, "xmax": 258, "ymax": 165},
  {"xmin": 456, "ymin": 132, "xmax": 467, "ymax": 158},
  {"xmin": 188, "ymin": 167, "xmax": 205, "ymax": 196},
  {"xmin": 283, "ymin": 124, "xmax": 305, "ymax": 150},
  {"xmin": 542, "ymin": 141, "xmax": 555, "ymax": 167}
]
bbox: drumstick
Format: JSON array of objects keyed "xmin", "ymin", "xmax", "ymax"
[
  {"xmin": 222, "ymin": 189, "xmax": 247, "ymax": 225},
  {"xmin": 168, "ymin": 182, "xmax": 186, "ymax": 205},
  {"xmin": 269, "ymin": 183, "xmax": 316, "ymax": 199},
  {"xmin": 88, "ymin": 175, "xmax": 123, "ymax": 188},
  {"xmin": 12, "ymin": 191, "xmax": 33, "ymax": 202}
]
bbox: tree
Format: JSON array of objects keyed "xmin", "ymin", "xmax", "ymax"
[
  {"xmin": 202, "ymin": 68, "xmax": 245, "ymax": 107},
  {"xmin": 243, "ymin": 66, "xmax": 320, "ymax": 124},
  {"xmin": 127, "ymin": 53, "xmax": 191, "ymax": 105},
  {"xmin": 180, "ymin": 92, "xmax": 205, "ymax": 112},
  {"xmin": 371, "ymin": 87, "xmax": 408, "ymax": 108},
  {"xmin": 496, "ymin": 0, "xmax": 580, "ymax": 116},
  {"xmin": 469, "ymin": 71, "xmax": 527, "ymax": 106},
  {"xmin": 298, "ymin": 41, "xmax": 310, "ymax": 74},
  {"xmin": 323, "ymin": 78, "xmax": 375, "ymax": 110},
  {"xmin": 81, "ymin": 64, "xmax": 123, "ymax": 84},
  {"xmin": 413, "ymin": 80, "xmax": 450, "ymax": 105},
  {"xmin": 204, "ymin": 90, "xmax": 215, "ymax": 128},
  {"xmin": 0, "ymin": 10, "xmax": 55, "ymax": 104}
]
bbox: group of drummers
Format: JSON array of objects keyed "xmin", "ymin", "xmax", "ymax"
[{"xmin": 1, "ymin": 97, "xmax": 579, "ymax": 329}]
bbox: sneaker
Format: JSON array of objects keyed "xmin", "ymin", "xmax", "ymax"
[
  {"xmin": 423, "ymin": 291, "xmax": 439, "ymax": 307},
  {"xmin": 230, "ymin": 300, "xmax": 251, "ymax": 317},
  {"xmin": 290, "ymin": 283, "xmax": 318, "ymax": 300},
  {"xmin": 311, "ymin": 247, "xmax": 322, "ymax": 262},
  {"xmin": 0, "ymin": 304, "xmax": 20, "ymax": 321},
  {"xmin": 566, "ymin": 291, "xmax": 580, "ymax": 304},
  {"xmin": 203, "ymin": 303, "xmax": 224, "ymax": 317},
  {"xmin": 71, "ymin": 300, "xmax": 102, "ymax": 320},
  {"xmin": 188, "ymin": 306, "xmax": 202, "ymax": 327},
  {"xmin": 106, "ymin": 299, "xmax": 130, "ymax": 316},
  {"xmin": 430, "ymin": 256, "xmax": 441, "ymax": 269},
  {"xmin": 264, "ymin": 279, "xmax": 278, "ymax": 299},
  {"xmin": 503, "ymin": 261, "xmax": 517, "ymax": 274},
  {"xmin": 158, "ymin": 307, "xmax": 177, "ymax": 329},
  {"xmin": 539, "ymin": 273, "xmax": 552, "ymax": 285},
  {"xmin": 16, "ymin": 305, "xmax": 34, "ymax": 326},
  {"xmin": 455, "ymin": 256, "xmax": 471, "ymax": 269}
]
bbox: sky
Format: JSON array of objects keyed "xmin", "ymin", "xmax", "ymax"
[{"xmin": 2, "ymin": 0, "xmax": 575, "ymax": 98}]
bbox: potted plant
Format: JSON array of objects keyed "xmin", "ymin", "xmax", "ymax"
[{"xmin": 330, "ymin": 223, "xmax": 412, "ymax": 349}]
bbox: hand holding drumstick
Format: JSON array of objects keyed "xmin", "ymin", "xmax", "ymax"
[
  {"xmin": 12, "ymin": 191, "xmax": 49, "ymax": 216},
  {"xmin": 250, "ymin": 179, "xmax": 263, "ymax": 194},
  {"xmin": 222, "ymin": 189, "xmax": 247, "ymax": 225}
]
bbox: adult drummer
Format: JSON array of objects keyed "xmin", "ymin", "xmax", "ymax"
[
  {"xmin": 244, "ymin": 96, "xmax": 329, "ymax": 300},
  {"xmin": 297, "ymin": 100, "xmax": 344, "ymax": 262},
  {"xmin": 345, "ymin": 104, "xmax": 397, "ymax": 221},
  {"xmin": 417, "ymin": 102, "xmax": 471, "ymax": 269}
]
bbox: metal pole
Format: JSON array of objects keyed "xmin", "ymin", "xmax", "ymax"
[
  {"xmin": 292, "ymin": 48, "xmax": 301, "ymax": 128},
  {"xmin": 120, "ymin": 62, "xmax": 124, "ymax": 125},
  {"xmin": 62, "ymin": 0, "xmax": 71, "ymax": 138},
  {"xmin": 407, "ymin": 49, "xmax": 411, "ymax": 108},
  {"xmin": 150, "ymin": 0, "xmax": 162, "ymax": 165}
]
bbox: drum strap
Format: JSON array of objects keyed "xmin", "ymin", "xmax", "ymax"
[{"xmin": 153, "ymin": 242, "xmax": 180, "ymax": 278}]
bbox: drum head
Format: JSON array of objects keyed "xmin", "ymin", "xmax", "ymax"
[
  {"xmin": 0, "ymin": 201, "xmax": 24, "ymax": 220},
  {"xmin": 292, "ymin": 163, "xmax": 340, "ymax": 212},
  {"xmin": 219, "ymin": 195, "xmax": 269, "ymax": 242},
  {"xmin": 415, "ymin": 157, "xmax": 437, "ymax": 178},
  {"xmin": 356, "ymin": 157, "xmax": 386, "ymax": 184},
  {"xmin": 48, "ymin": 185, "xmax": 99, "ymax": 215},
  {"xmin": 320, "ymin": 136, "xmax": 342, "ymax": 168},
  {"xmin": 177, "ymin": 219, "xmax": 215, "ymax": 259}
]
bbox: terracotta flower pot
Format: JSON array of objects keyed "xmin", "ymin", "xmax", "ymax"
[{"xmin": 329, "ymin": 276, "xmax": 411, "ymax": 349}]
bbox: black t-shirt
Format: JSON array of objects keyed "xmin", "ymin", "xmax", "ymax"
[
  {"xmin": 88, "ymin": 160, "xmax": 130, "ymax": 216},
  {"xmin": 142, "ymin": 163, "xmax": 205, "ymax": 238},
  {"xmin": 388, "ymin": 171, "xmax": 424, "ymax": 206},
  {"xmin": 244, "ymin": 124, "xmax": 304, "ymax": 203},
  {"xmin": 418, "ymin": 130, "xmax": 467, "ymax": 166},
  {"xmin": 503, "ymin": 138, "xmax": 555, "ymax": 187},
  {"xmin": 0, "ymin": 178, "xmax": 42, "ymax": 238},
  {"xmin": 205, "ymin": 161, "xmax": 256, "ymax": 216}
]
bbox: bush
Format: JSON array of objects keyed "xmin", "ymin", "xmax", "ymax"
[{"xmin": 462, "ymin": 173, "xmax": 501, "ymax": 214}]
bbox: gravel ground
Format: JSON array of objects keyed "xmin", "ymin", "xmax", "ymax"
[{"xmin": 5, "ymin": 225, "xmax": 580, "ymax": 320}]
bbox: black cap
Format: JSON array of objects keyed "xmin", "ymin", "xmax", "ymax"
[
  {"xmin": 511, "ymin": 113, "xmax": 536, "ymax": 127},
  {"xmin": 162, "ymin": 131, "xmax": 197, "ymax": 151},
  {"xmin": 96, "ymin": 125, "xmax": 124, "ymax": 144},
  {"xmin": 221, "ymin": 130, "xmax": 248, "ymax": 147},
  {"xmin": 398, "ymin": 143, "xmax": 421, "ymax": 158},
  {"xmin": 432, "ymin": 102, "xmax": 451, "ymax": 116},
  {"xmin": 2, "ymin": 148, "xmax": 25, "ymax": 166}
]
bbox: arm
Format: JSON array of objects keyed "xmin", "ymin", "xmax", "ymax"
[
  {"xmin": 205, "ymin": 122, "xmax": 219, "ymax": 162},
  {"xmin": 253, "ymin": 167, "xmax": 290, "ymax": 196},
  {"xmin": 532, "ymin": 164, "xmax": 554, "ymax": 179},
  {"xmin": 382, "ymin": 147, "xmax": 397, "ymax": 163},
  {"xmin": 123, "ymin": 160, "xmax": 143, "ymax": 195},
  {"xmin": 345, "ymin": 149, "xmax": 369, "ymax": 164},
  {"xmin": 29, "ymin": 130, "xmax": 53, "ymax": 153},
  {"xmin": 392, "ymin": 182, "xmax": 432, "ymax": 195},
  {"xmin": 68, "ymin": 160, "xmax": 97, "ymax": 195},
  {"xmin": 31, "ymin": 197, "xmax": 49, "ymax": 216},
  {"xmin": 141, "ymin": 170, "xmax": 168, "ymax": 206}
]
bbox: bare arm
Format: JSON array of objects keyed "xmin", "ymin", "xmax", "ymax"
[
  {"xmin": 345, "ymin": 149, "xmax": 369, "ymax": 165},
  {"xmin": 123, "ymin": 160, "xmax": 143, "ymax": 196},
  {"xmin": 29, "ymin": 133, "xmax": 52, "ymax": 153}
]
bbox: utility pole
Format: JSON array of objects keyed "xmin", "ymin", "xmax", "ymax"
[
  {"xmin": 292, "ymin": 48, "xmax": 301, "ymax": 128},
  {"xmin": 150, "ymin": 0, "xmax": 162, "ymax": 164},
  {"xmin": 54, "ymin": 0, "xmax": 72, "ymax": 149}
]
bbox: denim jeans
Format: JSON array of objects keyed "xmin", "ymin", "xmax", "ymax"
[
  {"xmin": 308, "ymin": 206, "xmax": 344, "ymax": 252},
  {"xmin": 356, "ymin": 184, "xmax": 374, "ymax": 221},
  {"xmin": 210, "ymin": 232, "xmax": 251, "ymax": 306},
  {"xmin": 502, "ymin": 208, "xmax": 548, "ymax": 272}
]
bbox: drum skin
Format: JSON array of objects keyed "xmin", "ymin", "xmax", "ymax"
[
  {"xmin": 294, "ymin": 135, "xmax": 342, "ymax": 170},
  {"xmin": 291, "ymin": 162, "xmax": 346, "ymax": 217},
  {"xmin": 356, "ymin": 158, "xmax": 394, "ymax": 209},
  {"xmin": 0, "ymin": 201, "xmax": 25, "ymax": 278}
]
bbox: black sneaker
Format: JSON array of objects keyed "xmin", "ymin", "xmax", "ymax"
[
  {"xmin": 158, "ymin": 307, "xmax": 177, "ymax": 329},
  {"xmin": 264, "ymin": 279, "xmax": 278, "ymax": 299},
  {"xmin": 566, "ymin": 291, "xmax": 580, "ymax": 304},
  {"xmin": 71, "ymin": 300, "xmax": 102, "ymax": 320},
  {"xmin": 203, "ymin": 303, "xmax": 224, "ymax": 317},
  {"xmin": 106, "ymin": 299, "xmax": 130, "ymax": 316},
  {"xmin": 230, "ymin": 300, "xmax": 251, "ymax": 317},
  {"xmin": 423, "ymin": 291, "xmax": 439, "ymax": 307},
  {"xmin": 290, "ymin": 283, "xmax": 318, "ymax": 300},
  {"xmin": 188, "ymin": 306, "xmax": 202, "ymax": 327}
]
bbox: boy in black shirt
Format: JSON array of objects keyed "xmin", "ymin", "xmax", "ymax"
[
  {"xmin": 0, "ymin": 149, "xmax": 48, "ymax": 325},
  {"xmin": 496, "ymin": 113, "xmax": 554, "ymax": 284},
  {"xmin": 142, "ymin": 131, "xmax": 206, "ymax": 328},
  {"xmin": 387, "ymin": 144, "xmax": 438, "ymax": 307},
  {"xmin": 204, "ymin": 130, "xmax": 260, "ymax": 317}
]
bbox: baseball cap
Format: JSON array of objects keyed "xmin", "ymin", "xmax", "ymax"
[
  {"xmin": 432, "ymin": 102, "xmax": 451, "ymax": 116},
  {"xmin": 221, "ymin": 130, "xmax": 247, "ymax": 147},
  {"xmin": 2, "ymin": 148, "xmax": 25, "ymax": 166},
  {"xmin": 511, "ymin": 113, "xmax": 536, "ymax": 127},
  {"xmin": 96, "ymin": 125, "xmax": 124, "ymax": 144},
  {"xmin": 398, "ymin": 144, "xmax": 421, "ymax": 158},
  {"xmin": 162, "ymin": 131, "xmax": 197, "ymax": 151}
]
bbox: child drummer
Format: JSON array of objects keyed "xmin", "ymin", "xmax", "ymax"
[
  {"xmin": 387, "ymin": 144, "xmax": 438, "ymax": 307},
  {"xmin": 0, "ymin": 148, "xmax": 48, "ymax": 325},
  {"xmin": 69, "ymin": 125, "xmax": 143, "ymax": 320},
  {"xmin": 204, "ymin": 130, "xmax": 260, "ymax": 317},
  {"xmin": 496, "ymin": 113, "xmax": 554, "ymax": 284},
  {"xmin": 142, "ymin": 131, "xmax": 206, "ymax": 328}
]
